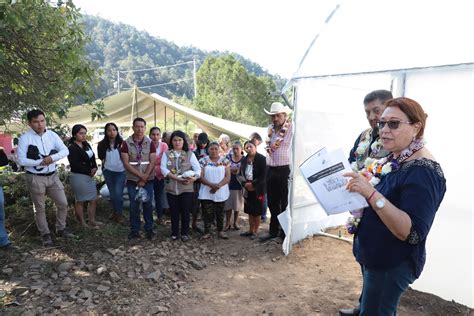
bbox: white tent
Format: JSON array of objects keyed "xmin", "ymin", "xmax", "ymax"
[
  {"xmin": 63, "ymin": 87, "xmax": 266, "ymax": 140},
  {"xmin": 283, "ymin": 0, "xmax": 473, "ymax": 307}
]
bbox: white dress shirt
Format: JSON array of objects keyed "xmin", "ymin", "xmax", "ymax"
[{"xmin": 17, "ymin": 128, "xmax": 69, "ymax": 174}]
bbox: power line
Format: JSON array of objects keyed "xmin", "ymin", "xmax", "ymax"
[{"xmin": 118, "ymin": 61, "xmax": 194, "ymax": 74}]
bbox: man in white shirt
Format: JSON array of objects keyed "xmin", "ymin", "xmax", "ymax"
[{"xmin": 17, "ymin": 109, "xmax": 74, "ymax": 246}]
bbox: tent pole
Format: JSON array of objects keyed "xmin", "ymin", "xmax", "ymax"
[
  {"xmin": 173, "ymin": 111, "xmax": 176, "ymax": 131},
  {"xmin": 154, "ymin": 100, "xmax": 157, "ymax": 126}
]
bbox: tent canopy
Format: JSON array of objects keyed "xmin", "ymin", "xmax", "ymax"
[{"xmin": 63, "ymin": 87, "xmax": 266, "ymax": 140}]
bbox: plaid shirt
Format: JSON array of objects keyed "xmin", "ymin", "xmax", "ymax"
[{"xmin": 266, "ymin": 122, "xmax": 293, "ymax": 167}]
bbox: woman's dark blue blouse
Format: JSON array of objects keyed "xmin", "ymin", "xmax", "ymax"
[{"xmin": 354, "ymin": 158, "xmax": 446, "ymax": 278}]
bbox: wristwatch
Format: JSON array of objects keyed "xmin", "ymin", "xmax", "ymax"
[{"xmin": 375, "ymin": 197, "xmax": 386, "ymax": 210}]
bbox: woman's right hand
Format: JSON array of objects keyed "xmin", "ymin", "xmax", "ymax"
[{"xmin": 244, "ymin": 182, "xmax": 254, "ymax": 191}]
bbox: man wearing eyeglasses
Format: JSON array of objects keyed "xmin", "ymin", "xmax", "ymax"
[
  {"xmin": 348, "ymin": 89, "xmax": 393, "ymax": 171},
  {"xmin": 341, "ymin": 89, "xmax": 393, "ymax": 316}
]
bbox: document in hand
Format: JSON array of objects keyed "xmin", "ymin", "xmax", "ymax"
[{"xmin": 299, "ymin": 148, "xmax": 368, "ymax": 215}]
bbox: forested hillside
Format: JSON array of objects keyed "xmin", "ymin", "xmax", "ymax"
[{"xmin": 83, "ymin": 15, "xmax": 285, "ymax": 101}]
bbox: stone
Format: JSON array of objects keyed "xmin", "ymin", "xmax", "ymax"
[
  {"xmin": 146, "ymin": 271, "xmax": 161, "ymax": 282},
  {"xmin": 97, "ymin": 285, "xmax": 110, "ymax": 292},
  {"xmin": 109, "ymin": 271, "xmax": 120, "ymax": 281},
  {"xmin": 2, "ymin": 268, "xmax": 13, "ymax": 275},
  {"xmin": 186, "ymin": 259, "xmax": 205, "ymax": 270},
  {"xmin": 150, "ymin": 305, "xmax": 169, "ymax": 313},
  {"xmin": 96, "ymin": 266, "xmax": 107, "ymax": 275},
  {"xmin": 57, "ymin": 262, "xmax": 74, "ymax": 273},
  {"xmin": 52, "ymin": 297, "xmax": 63, "ymax": 309},
  {"xmin": 61, "ymin": 277, "xmax": 72, "ymax": 286},
  {"xmin": 80, "ymin": 289, "xmax": 93, "ymax": 299}
]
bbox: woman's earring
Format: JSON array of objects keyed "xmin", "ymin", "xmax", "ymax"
[{"xmin": 412, "ymin": 135, "xmax": 416, "ymax": 141}]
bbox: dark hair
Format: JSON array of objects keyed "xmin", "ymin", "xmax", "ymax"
[
  {"xmin": 70, "ymin": 124, "xmax": 91, "ymax": 149},
  {"xmin": 232, "ymin": 140, "xmax": 243, "ymax": 148},
  {"xmin": 133, "ymin": 117, "xmax": 146, "ymax": 126},
  {"xmin": 169, "ymin": 130, "xmax": 190, "ymax": 151},
  {"xmin": 208, "ymin": 141, "xmax": 220, "ymax": 148},
  {"xmin": 249, "ymin": 132, "xmax": 262, "ymax": 142},
  {"xmin": 243, "ymin": 140, "xmax": 257, "ymax": 148},
  {"xmin": 27, "ymin": 109, "xmax": 45, "ymax": 122},
  {"xmin": 363, "ymin": 90, "xmax": 393, "ymax": 106},
  {"xmin": 149, "ymin": 126, "xmax": 161, "ymax": 135},
  {"xmin": 385, "ymin": 97, "xmax": 428, "ymax": 139},
  {"xmin": 98, "ymin": 122, "xmax": 122, "ymax": 150},
  {"xmin": 197, "ymin": 132, "xmax": 210, "ymax": 147}
]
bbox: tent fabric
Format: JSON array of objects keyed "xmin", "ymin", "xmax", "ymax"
[
  {"xmin": 63, "ymin": 88, "xmax": 267, "ymax": 140},
  {"xmin": 284, "ymin": 0, "xmax": 473, "ymax": 306}
]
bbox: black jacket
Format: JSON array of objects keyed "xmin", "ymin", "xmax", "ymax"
[
  {"xmin": 239, "ymin": 152, "xmax": 266, "ymax": 196},
  {"xmin": 67, "ymin": 142, "xmax": 97, "ymax": 176}
]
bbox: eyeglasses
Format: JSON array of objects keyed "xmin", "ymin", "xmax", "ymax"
[{"xmin": 377, "ymin": 120, "xmax": 412, "ymax": 130}]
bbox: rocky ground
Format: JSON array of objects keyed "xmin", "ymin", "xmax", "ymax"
[{"xmin": 1, "ymin": 215, "xmax": 472, "ymax": 315}]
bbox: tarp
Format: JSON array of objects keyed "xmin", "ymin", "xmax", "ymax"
[
  {"xmin": 62, "ymin": 87, "xmax": 266, "ymax": 140},
  {"xmin": 283, "ymin": 0, "xmax": 473, "ymax": 307}
]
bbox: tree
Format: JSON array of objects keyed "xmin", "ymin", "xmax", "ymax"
[
  {"xmin": 0, "ymin": 0, "xmax": 99, "ymax": 124},
  {"xmin": 194, "ymin": 55, "xmax": 276, "ymax": 127}
]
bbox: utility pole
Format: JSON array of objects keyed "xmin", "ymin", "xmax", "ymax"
[
  {"xmin": 193, "ymin": 58, "xmax": 197, "ymax": 99},
  {"xmin": 117, "ymin": 70, "xmax": 120, "ymax": 93}
]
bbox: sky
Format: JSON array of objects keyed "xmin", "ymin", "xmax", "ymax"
[{"xmin": 72, "ymin": 0, "xmax": 339, "ymax": 78}]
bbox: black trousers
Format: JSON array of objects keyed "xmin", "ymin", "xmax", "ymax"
[
  {"xmin": 266, "ymin": 165, "xmax": 290, "ymax": 237},
  {"xmin": 167, "ymin": 192, "xmax": 193, "ymax": 237}
]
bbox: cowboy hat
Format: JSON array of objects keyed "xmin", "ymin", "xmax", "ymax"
[{"xmin": 264, "ymin": 102, "xmax": 292, "ymax": 115}]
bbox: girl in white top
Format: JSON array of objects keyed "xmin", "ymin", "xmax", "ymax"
[
  {"xmin": 97, "ymin": 123, "xmax": 126, "ymax": 224},
  {"xmin": 198, "ymin": 142, "xmax": 230, "ymax": 239}
]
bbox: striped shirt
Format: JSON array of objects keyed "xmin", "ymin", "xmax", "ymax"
[{"xmin": 266, "ymin": 122, "xmax": 293, "ymax": 167}]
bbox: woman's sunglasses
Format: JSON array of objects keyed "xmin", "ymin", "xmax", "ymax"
[{"xmin": 377, "ymin": 120, "xmax": 412, "ymax": 130}]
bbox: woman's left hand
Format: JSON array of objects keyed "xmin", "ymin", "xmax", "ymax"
[
  {"xmin": 343, "ymin": 172, "xmax": 373, "ymax": 198},
  {"xmin": 182, "ymin": 176, "xmax": 196, "ymax": 185}
]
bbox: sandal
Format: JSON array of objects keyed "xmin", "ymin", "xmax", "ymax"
[
  {"xmin": 233, "ymin": 225, "xmax": 241, "ymax": 230},
  {"xmin": 218, "ymin": 232, "xmax": 229, "ymax": 239},
  {"xmin": 201, "ymin": 233, "xmax": 211, "ymax": 240},
  {"xmin": 240, "ymin": 231, "xmax": 252, "ymax": 237}
]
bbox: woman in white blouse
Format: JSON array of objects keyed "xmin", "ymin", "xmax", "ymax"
[{"xmin": 198, "ymin": 142, "xmax": 231, "ymax": 239}]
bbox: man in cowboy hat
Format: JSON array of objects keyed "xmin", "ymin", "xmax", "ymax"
[{"xmin": 260, "ymin": 102, "xmax": 292, "ymax": 242}]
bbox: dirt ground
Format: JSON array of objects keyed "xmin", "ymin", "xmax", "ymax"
[{"xmin": 1, "ymin": 212, "xmax": 472, "ymax": 315}]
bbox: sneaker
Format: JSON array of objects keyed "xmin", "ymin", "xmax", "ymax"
[
  {"xmin": 128, "ymin": 232, "xmax": 140, "ymax": 240},
  {"xmin": 250, "ymin": 234, "xmax": 258, "ymax": 240},
  {"xmin": 56, "ymin": 229, "xmax": 75, "ymax": 238},
  {"xmin": 145, "ymin": 231, "xmax": 155, "ymax": 240},
  {"xmin": 170, "ymin": 235, "xmax": 178, "ymax": 241},
  {"xmin": 192, "ymin": 225, "xmax": 204, "ymax": 234},
  {"xmin": 42, "ymin": 234, "xmax": 53, "ymax": 246},
  {"xmin": 181, "ymin": 235, "xmax": 190, "ymax": 242},
  {"xmin": 259, "ymin": 233, "xmax": 276, "ymax": 242}
]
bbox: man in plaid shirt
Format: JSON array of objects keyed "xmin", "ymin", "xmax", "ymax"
[{"xmin": 260, "ymin": 102, "xmax": 293, "ymax": 241}]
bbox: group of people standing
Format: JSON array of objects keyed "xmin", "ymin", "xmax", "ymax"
[
  {"xmin": 1, "ymin": 101, "xmax": 294, "ymax": 248},
  {"xmin": 0, "ymin": 92, "xmax": 447, "ymax": 316}
]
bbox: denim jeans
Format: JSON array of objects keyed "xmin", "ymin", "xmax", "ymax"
[
  {"xmin": 261, "ymin": 193, "xmax": 268, "ymax": 219},
  {"xmin": 360, "ymin": 259, "xmax": 417, "ymax": 316},
  {"xmin": 0, "ymin": 187, "xmax": 11, "ymax": 246},
  {"xmin": 103, "ymin": 169, "xmax": 126, "ymax": 215},
  {"xmin": 153, "ymin": 178, "xmax": 165, "ymax": 220},
  {"xmin": 167, "ymin": 192, "xmax": 193, "ymax": 237},
  {"xmin": 127, "ymin": 181, "xmax": 154, "ymax": 234}
]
